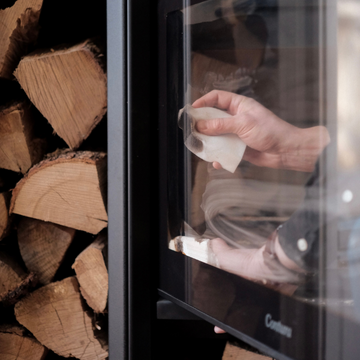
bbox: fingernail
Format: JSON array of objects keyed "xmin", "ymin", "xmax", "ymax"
[{"xmin": 196, "ymin": 120, "xmax": 208, "ymax": 132}]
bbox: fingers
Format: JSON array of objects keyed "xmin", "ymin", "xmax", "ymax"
[
  {"xmin": 214, "ymin": 326, "xmax": 226, "ymax": 334},
  {"xmin": 192, "ymin": 90, "xmax": 246, "ymax": 115},
  {"xmin": 196, "ymin": 116, "xmax": 240, "ymax": 136},
  {"xmin": 211, "ymin": 238, "xmax": 231, "ymax": 254},
  {"xmin": 212, "ymin": 161, "xmax": 222, "ymax": 170},
  {"xmin": 243, "ymin": 147, "xmax": 283, "ymax": 169}
]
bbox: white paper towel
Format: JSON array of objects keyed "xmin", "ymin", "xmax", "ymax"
[{"xmin": 178, "ymin": 105, "xmax": 246, "ymax": 173}]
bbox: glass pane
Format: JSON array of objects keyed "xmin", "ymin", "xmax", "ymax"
[{"xmin": 161, "ymin": 0, "xmax": 360, "ymax": 358}]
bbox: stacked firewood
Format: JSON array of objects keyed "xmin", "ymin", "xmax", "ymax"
[{"xmin": 0, "ymin": 1, "xmax": 108, "ymax": 359}]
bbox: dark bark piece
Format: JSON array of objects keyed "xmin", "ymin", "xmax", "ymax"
[
  {"xmin": 14, "ymin": 277, "xmax": 108, "ymax": 360},
  {"xmin": 72, "ymin": 232, "xmax": 108, "ymax": 313},
  {"xmin": 0, "ymin": 192, "xmax": 10, "ymax": 240},
  {"xmin": 18, "ymin": 217, "xmax": 76, "ymax": 285},
  {"xmin": 14, "ymin": 40, "xmax": 107, "ymax": 149},
  {"xmin": 0, "ymin": 0, "xmax": 44, "ymax": 79},
  {"xmin": 0, "ymin": 252, "xmax": 37, "ymax": 306},
  {"xmin": 10, "ymin": 151, "xmax": 108, "ymax": 234}
]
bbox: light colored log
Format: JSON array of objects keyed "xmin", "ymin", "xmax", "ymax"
[
  {"xmin": 169, "ymin": 235, "xmax": 218, "ymax": 268},
  {"xmin": 18, "ymin": 217, "xmax": 76, "ymax": 285},
  {"xmin": 14, "ymin": 277, "xmax": 108, "ymax": 360},
  {"xmin": 222, "ymin": 342, "xmax": 272, "ymax": 360},
  {"xmin": 0, "ymin": 102, "xmax": 45, "ymax": 173},
  {"xmin": 72, "ymin": 232, "xmax": 108, "ymax": 313},
  {"xmin": 14, "ymin": 40, "xmax": 107, "ymax": 149},
  {"xmin": 0, "ymin": 324, "xmax": 48, "ymax": 360},
  {"xmin": 0, "ymin": 0, "xmax": 44, "ymax": 79},
  {"xmin": 10, "ymin": 151, "xmax": 107, "ymax": 234}
]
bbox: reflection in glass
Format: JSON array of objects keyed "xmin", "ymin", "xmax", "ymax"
[{"xmin": 165, "ymin": 0, "xmax": 360, "ymax": 345}]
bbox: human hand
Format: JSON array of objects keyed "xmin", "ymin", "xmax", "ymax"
[
  {"xmin": 210, "ymin": 238, "xmax": 301, "ymax": 296},
  {"xmin": 193, "ymin": 90, "xmax": 330, "ymax": 172}
]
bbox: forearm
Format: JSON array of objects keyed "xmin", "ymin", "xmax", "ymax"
[{"xmin": 280, "ymin": 126, "xmax": 330, "ymax": 172}]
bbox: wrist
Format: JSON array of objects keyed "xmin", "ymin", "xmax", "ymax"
[
  {"xmin": 274, "ymin": 235, "xmax": 307, "ymax": 274},
  {"xmin": 281, "ymin": 126, "xmax": 330, "ymax": 172},
  {"xmin": 265, "ymin": 229, "xmax": 307, "ymax": 274}
]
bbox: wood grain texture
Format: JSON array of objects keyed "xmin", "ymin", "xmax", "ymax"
[
  {"xmin": 0, "ymin": 102, "xmax": 45, "ymax": 173},
  {"xmin": 0, "ymin": 324, "xmax": 47, "ymax": 360},
  {"xmin": 18, "ymin": 217, "xmax": 76, "ymax": 285},
  {"xmin": 0, "ymin": 192, "xmax": 10, "ymax": 240},
  {"xmin": 14, "ymin": 40, "xmax": 107, "ymax": 149},
  {"xmin": 10, "ymin": 151, "xmax": 108, "ymax": 234},
  {"xmin": 72, "ymin": 232, "xmax": 108, "ymax": 313},
  {"xmin": 222, "ymin": 342, "xmax": 272, "ymax": 360},
  {"xmin": 0, "ymin": 0, "xmax": 44, "ymax": 79},
  {"xmin": 0, "ymin": 258, "xmax": 24, "ymax": 295},
  {"xmin": 0, "ymin": 252, "xmax": 36, "ymax": 306},
  {"xmin": 14, "ymin": 277, "xmax": 108, "ymax": 360}
]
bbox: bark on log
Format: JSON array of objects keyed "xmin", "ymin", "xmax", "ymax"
[
  {"xmin": 14, "ymin": 277, "xmax": 108, "ymax": 360},
  {"xmin": 14, "ymin": 40, "xmax": 107, "ymax": 149},
  {"xmin": 0, "ymin": 0, "xmax": 44, "ymax": 79},
  {"xmin": 0, "ymin": 252, "xmax": 36, "ymax": 306},
  {"xmin": 0, "ymin": 102, "xmax": 45, "ymax": 173},
  {"xmin": 72, "ymin": 232, "xmax": 108, "ymax": 313},
  {"xmin": 10, "ymin": 151, "xmax": 108, "ymax": 234},
  {"xmin": 18, "ymin": 217, "xmax": 76, "ymax": 285},
  {"xmin": 0, "ymin": 192, "xmax": 10, "ymax": 240},
  {"xmin": 0, "ymin": 324, "xmax": 48, "ymax": 360}
]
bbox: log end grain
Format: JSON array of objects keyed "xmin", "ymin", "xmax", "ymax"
[
  {"xmin": 0, "ymin": 0, "xmax": 44, "ymax": 79},
  {"xmin": 222, "ymin": 342, "xmax": 272, "ymax": 360},
  {"xmin": 18, "ymin": 217, "xmax": 76, "ymax": 285},
  {"xmin": 0, "ymin": 102, "xmax": 45, "ymax": 173},
  {"xmin": 10, "ymin": 151, "xmax": 108, "ymax": 234},
  {"xmin": 14, "ymin": 39, "xmax": 107, "ymax": 149},
  {"xmin": 72, "ymin": 233, "xmax": 108, "ymax": 313},
  {"xmin": 0, "ymin": 324, "xmax": 48, "ymax": 360},
  {"xmin": 14, "ymin": 277, "xmax": 108, "ymax": 360}
]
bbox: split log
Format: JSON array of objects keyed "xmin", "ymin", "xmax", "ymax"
[
  {"xmin": 0, "ymin": 324, "xmax": 48, "ymax": 360},
  {"xmin": 14, "ymin": 40, "xmax": 107, "ymax": 149},
  {"xmin": 0, "ymin": 192, "xmax": 10, "ymax": 240},
  {"xmin": 14, "ymin": 277, "xmax": 108, "ymax": 360},
  {"xmin": 0, "ymin": 0, "xmax": 44, "ymax": 79},
  {"xmin": 222, "ymin": 342, "xmax": 272, "ymax": 360},
  {"xmin": 0, "ymin": 252, "xmax": 36, "ymax": 306},
  {"xmin": 0, "ymin": 102, "xmax": 45, "ymax": 173},
  {"xmin": 10, "ymin": 151, "xmax": 108, "ymax": 234},
  {"xmin": 18, "ymin": 217, "xmax": 76, "ymax": 285},
  {"xmin": 169, "ymin": 235, "xmax": 219, "ymax": 268},
  {"xmin": 72, "ymin": 232, "xmax": 108, "ymax": 313}
]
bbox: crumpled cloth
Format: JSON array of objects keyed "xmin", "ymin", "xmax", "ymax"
[{"xmin": 178, "ymin": 105, "xmax": 246, "ymax": 173}]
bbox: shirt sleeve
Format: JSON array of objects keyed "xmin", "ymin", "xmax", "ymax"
[{"xmin": 278, "ymin": 161, "xmax": 321, "ymax": 272}]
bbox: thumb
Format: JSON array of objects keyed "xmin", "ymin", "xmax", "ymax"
[
  {"xmin": 211, "ymin": 238, "xmax": 231, "ymax": 255},
  {"xmin": 195, "ymin": 117, "xmax": 237, "ymax": 136}
]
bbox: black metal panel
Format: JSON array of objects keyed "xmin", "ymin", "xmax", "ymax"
[{"xmin": 127, "ymin": 0, "xmax": 159, "ymax": 359}]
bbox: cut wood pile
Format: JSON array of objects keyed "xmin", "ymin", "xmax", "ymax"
[{"xmin": 0, "ymin": 0, "xmax": 108, "ymax": 359}]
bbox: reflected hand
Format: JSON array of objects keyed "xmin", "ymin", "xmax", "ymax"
[
  {"xmin": 193, "ymin": 90, "xmax": 330, "ymax": 172},
  {"xmin": 211, "ymin": 238, "xmax": 300, "ymax": 296}
]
